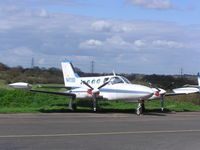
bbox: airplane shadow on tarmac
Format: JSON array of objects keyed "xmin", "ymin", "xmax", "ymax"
[{"xmin": 39, "ymin": 101, "xmax": 170, "ymax": 116}]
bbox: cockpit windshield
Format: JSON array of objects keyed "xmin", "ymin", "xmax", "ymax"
[
  {"xmin": 121, "ymin": 76, "xmax": 131, "ymax": 84},
  {"xmin": 110, "ymin": 76, "xmax": 131, "ymax": 84},
  {"xmin": 110, "ymin": 77, "xmax": 124, "ymax": 84}
]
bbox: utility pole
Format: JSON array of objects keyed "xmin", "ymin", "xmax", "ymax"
[
  {"xmin": 180, "ymin": 68, "xmax": 183, "ymax": 77},
  {"xmin": 91, "ymin": 61, "xmax": 94, "ymax": 73},
  {"xmin": 31, "ymin": 57, "xmax": 34, "ymax": 68}
]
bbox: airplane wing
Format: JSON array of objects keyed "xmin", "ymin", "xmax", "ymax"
[
  {"xmin": 36, "ymin": 85, "xmax": 72, "ymax": 90},
  {"xmin": 165, "ymin": 87, "xmax": 199, "ymax": 96},
  {"xmin": 164, "ymin": 92, "xmax": 198, "ymax": 96},
  {"xmin": 183, "ymin": 84, "xmax": 199, "ymax": 88},
  {"xmin": 30, "ymin": 89, "xmax": 76, "ymax": 97}
]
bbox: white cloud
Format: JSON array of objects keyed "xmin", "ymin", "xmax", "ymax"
[
  {"xmin": 126, "ymin": 0, "xmax": 174, "ymax": 10},
  {"xmin": 134, "ymin": 40, "xmax": 146, "ymax": 47},
  {"xmin": 152, "ymin": 40, "xmax": 184, "ymax": 48},
  {"xmin": 91, "ymin": 20, "xmax": 135, "ymax": 33},
  {"xmin": 37, "ymin": 58, "xmax": 45, "ymax": 65},
  {"xmin": 106, "ymin": 36, "xmax": 129, "ymax": 47},
  {"xmin": 91, "ymin": 20, "xmax": 111, "ymax": 32},
  {"xmin": 12, "ymin": 47, "xmax": 33, "ymax": 56},
  {"xmin": 39, "ymin": 9, "xmax": 49, "ymax": 17},
  {"xmin": 71, "ymin": 55, "xmax": 94, "ymax": 61},
  {"xmin": 79, "ymin": 39, "xmax": 103, "ymax": 49}
]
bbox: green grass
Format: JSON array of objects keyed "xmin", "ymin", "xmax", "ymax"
[
  {"xmin": 0, "ymin": 80, "xmax": 200, "ymax": 113},
  {"xmin": 145, "ymin": 100, "xmax": 200, "ymax": 112},
  {"xmin": 0, "ymin": 89, "xmax": 200, "ymax": 113},
  {"xmin": 0, "ymin": 80, "xmax": 13, "ymax": 90}
]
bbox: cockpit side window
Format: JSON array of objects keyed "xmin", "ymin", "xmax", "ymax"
[
  {"xmin": 103, "ymin": 78, "xmax": 109, "ymax": 83},
  {"xmin": 110, "ymin": 77, "xmax": 124, "ymax": 84}
]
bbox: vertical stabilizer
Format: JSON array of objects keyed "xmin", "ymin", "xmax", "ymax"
[
  {"xmin": 198, "ymin": 76, "xmax": 200, "ymax": 86},
  {"xmin": 61, "ymin": 60, "xmax": 79, "ymax": 87}
]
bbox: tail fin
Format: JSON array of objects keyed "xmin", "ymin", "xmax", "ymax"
[
  {"xmin": 198, "ymin": 76, "xmax": 200, "ymax": 86},
  {"xmin": 61, "ymin": 60, "xmax": 79, "ymax": 87}
]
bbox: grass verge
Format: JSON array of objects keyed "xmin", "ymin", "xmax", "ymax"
[{"xmin": 0, "ymin": 89, "xmax": 200, "ymax": 113}]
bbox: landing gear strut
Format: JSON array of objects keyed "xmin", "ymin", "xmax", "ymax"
[
  {"xmin": 69, "ymin": 96, "xmax": 76, "ymax": 111},
  {"xmin": 136, "ymin": 100, "xmax": 145, "ymax": 115},
  {"xmin": 92, "ymin": 94, "xmax": 97, "ymax": 111},
  {"xmin": 160, "ymin": 95, "xmax": 164, "ymax": 112}
]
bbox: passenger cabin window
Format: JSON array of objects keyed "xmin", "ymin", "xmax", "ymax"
[
  {"xmin": 110, "ymin": 77, "xmax": 124, "ymax": 84},
  {"xmin": 97, "ymin": 79, "xmax": 101, "ymax": 84},
  {"xmin": 91, "ymin": 80, "xmax": 95, "ymax": 84}
]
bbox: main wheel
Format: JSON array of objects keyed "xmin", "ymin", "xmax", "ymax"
[
  {"xmin": 136, "ymin": 107, "xmax": 142, "ymax": 115},
  {"xmin": 141, "ymin": 102, "xmax": 145, "ymax": 112},
  {"xmin": 72, "ymin": 104, "xmax": 77, "ymax": 111},
  {"xmin": 136, "ymin": 103, "xmax": 143, "ymax": 115}
]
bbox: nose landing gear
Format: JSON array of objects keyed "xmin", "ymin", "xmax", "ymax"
[{"xmin": 136, "ymin": 100, "xmax": 145, "ymax": 115}]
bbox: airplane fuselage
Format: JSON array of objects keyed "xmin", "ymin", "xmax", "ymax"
[{"xmin": 68, "ymin": 76, "xmax": 153, "ymax": 102}]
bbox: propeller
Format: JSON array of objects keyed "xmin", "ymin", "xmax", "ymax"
[
  {"xmin": 149, "ymin": 82, "xmax": 165, "ymax": 112},
  {"xmin": 154, "ymin": 88, "xmax": 164, "ymax": 111},
  {"xmin": 155, "ymin": 88, "xmax": 166, "ymax": 111},
  {"xmin": 154, "ymin": 88, "xmax": 161, "ymax": 96},
  {"xmin": 82, "ymin": 81, "xmax": 93, "ymax": 90},
  {"xmin": 81, "ymin": 80, "xmax": 110, "ymax": 111}
]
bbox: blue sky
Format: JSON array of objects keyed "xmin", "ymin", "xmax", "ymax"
[
  {"xmin": 17, "ymin": 0, "xmax": 200, "ymax": 25},
  {"xmin": 0, "ymin": 0, "xmax": 200, "ymax": 74}
]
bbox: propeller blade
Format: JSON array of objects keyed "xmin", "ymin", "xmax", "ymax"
[
  {"xmin": 82, "ymin": 80, "xmax": 93, "ymax": 90},
  {"xmin": 155, "ymin": 88, "xmax": 161, "ymax": 92},
  {"xmin": 98, "ymin": 81, "xmax": 109, "ymax": 89}
]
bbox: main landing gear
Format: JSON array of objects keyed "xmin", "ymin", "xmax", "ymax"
[
  {"xmin": 136, "ymin": 100, "xmax": 145, "ymax": 115},
  {"xmin": 68, "ymin": 96, "xmax": 77, "ymax": 111}
]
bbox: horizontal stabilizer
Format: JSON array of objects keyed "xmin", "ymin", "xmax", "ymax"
[{"xmin": 9, "ymin": 82, "xmax": 32, "ymax": 89}]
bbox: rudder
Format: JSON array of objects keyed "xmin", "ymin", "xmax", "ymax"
[
  {"xmin": 198, "ymin": 76, "xmax": 200, "ymax": 86},
  {"xmin": 61, "ymin": 60, "xmax": 79, "ymax": 87}
]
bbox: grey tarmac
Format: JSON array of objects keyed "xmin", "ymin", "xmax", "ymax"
[{"xmin": 0, "ymin": 112, "xmax": 200, "ymax": 150}]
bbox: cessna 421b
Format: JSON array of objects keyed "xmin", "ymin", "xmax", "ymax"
[{"xmin": 9, "ymin": 60, "xmax": 199, "ymax": 115}]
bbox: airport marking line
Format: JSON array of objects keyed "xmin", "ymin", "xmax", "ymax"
[{"xmin": 1, "ymin": 129, "xmax": 200, "ymax": 138}]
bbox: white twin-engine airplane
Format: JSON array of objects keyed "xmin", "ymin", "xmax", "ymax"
[
  {"xmin": 10, "ymin": 60, "xmax": 156, "ymax": 115},
  {"xmin": 9, "ymin": 60, "xmax": 199, "ymax": 115},
  {"xmin": 38, "ymin": 60, "xmax": 156, "ymax": 115}
]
